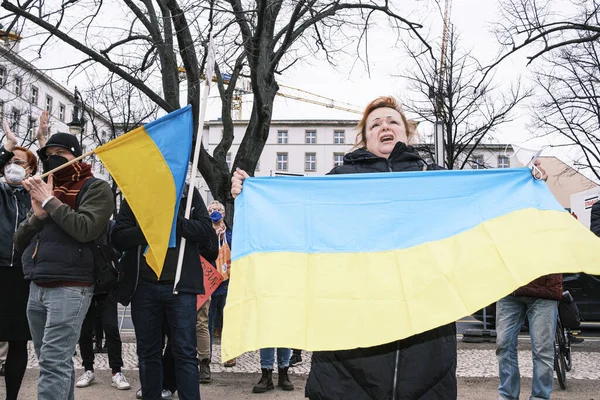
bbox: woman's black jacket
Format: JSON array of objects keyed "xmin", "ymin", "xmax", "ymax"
[{"xmin": 305, "ymin": 142, "xmax": 457, "ymax": 400}]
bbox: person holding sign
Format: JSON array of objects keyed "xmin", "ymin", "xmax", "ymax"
[{"xmin": 112, "ymin": 186, "xmax": 218, "ymax": 400}]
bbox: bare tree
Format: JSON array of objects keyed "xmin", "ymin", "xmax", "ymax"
[
  {"xmin": 531, "ymin": 38, "xmax": 600, "ymax": 180},
  {"xmin": 486, "ymin": 0, "xmax": 600, "ymax": 81},
  {"xmin": 400, "ymin": 27, "xmax": 532, "ymax": 169},
  {"xmin": 1, "ymin": 0, "xmax": 432, "ymax": 222}
]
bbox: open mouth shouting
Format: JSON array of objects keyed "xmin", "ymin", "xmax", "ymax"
[{"xmin": 380, "ymin": 133, "xmax": 395, "ymax": 143}]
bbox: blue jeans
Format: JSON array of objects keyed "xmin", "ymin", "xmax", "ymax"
[
  {"xmin": 131, "ymin": 280, "xmax": 199, "ymax": 400},
  {"xmin": 259, "ymin": 348, "xmax": 291, "ymax": 369},
  {"xmin": 27, "ymin": 283, "xmax": 93, "ymax": 400},
  {"xmin": 496, "ymin": 296, "xmax": 558, "ymax": 400}
]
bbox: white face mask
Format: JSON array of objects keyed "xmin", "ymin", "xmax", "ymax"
[
  {"xmin": 506, "ymin": 144, "xmax": 545, "ymax": 167},
  {"xmin": 3, "ymin": 163, "xmax": 28, "ymax": 183}
]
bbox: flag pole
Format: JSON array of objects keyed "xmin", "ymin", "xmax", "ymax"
[{"xmin": 173, "ymin": 37, "xmax": 216, "ymax": 294}]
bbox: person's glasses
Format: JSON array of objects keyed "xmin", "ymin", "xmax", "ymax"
[{"xmin": 7, "ymin": 160, "xmax": 27, "ymax": 167}]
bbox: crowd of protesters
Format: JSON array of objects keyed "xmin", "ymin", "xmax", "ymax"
[{"xmin": 0, "ymin": 95, "xmax": 586, "ymax": 400}]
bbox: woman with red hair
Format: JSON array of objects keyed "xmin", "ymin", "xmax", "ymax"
[{"xmin": 0, "ymin": 114, "xmax": 46, "ymax": 400}]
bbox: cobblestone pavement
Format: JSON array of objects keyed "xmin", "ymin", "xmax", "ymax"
[{"xmin": 25, "ymin": 341, "xmax": 600, "ymax": 380}]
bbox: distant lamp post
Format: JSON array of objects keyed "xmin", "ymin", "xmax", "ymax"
[{"xmin": 67, "ymin": 87, "xmax": 86, "ymax": 135}]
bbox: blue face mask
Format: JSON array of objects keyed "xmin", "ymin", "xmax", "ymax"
[{"xmin": 210, "ymin": 210, "xmax": 223, "ymax": 222}]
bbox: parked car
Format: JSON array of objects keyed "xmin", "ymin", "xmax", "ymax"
[{"xmin": 473, "ymin": 273, "xmax": 600, "ymax": 326}]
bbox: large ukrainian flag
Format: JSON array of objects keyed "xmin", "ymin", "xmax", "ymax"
[
  {"xmin": 95, "ymin": 106, "xmax": 193, "ymax": 277},
  {"xmin": 221, "ymin": 168, "xmax": 600, "ymax": 360}
]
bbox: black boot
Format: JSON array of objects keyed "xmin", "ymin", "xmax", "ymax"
[
  {"xmin": 277, "ymin": 367, "xmax": 294, "ymax": 391},
  {"xmin": 198, "ymin": 358, "xmax": 211, "ymax": 384},
  {"xmin": 252, "ymin": 368, "xmax": 274, "ymax": 393}
]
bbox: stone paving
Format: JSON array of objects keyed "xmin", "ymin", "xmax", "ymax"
[{"xmin": 25, "ymin": 342, "xmax": 600, "ymax": 380}]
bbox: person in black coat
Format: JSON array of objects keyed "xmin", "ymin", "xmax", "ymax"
[
  {"xmin": 232, "ymin": 96, "xmax": 548, "ymax": 400},
  {"xmin": 0, "ymin": 115, "xmax": 45, "ymax": 400},
  {"xmin": 590, "ymin": 201, "xmax": 600, "ymax": 237},
  {"xmin": 112, "ymin": 185, "xmax": 218, "ymax": 400},
  {"xmin": 232, "ymin": 96, "xmax": 455, "ymax": 400}
]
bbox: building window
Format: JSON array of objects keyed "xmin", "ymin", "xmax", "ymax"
[
  {"xmin": 334, "ymin": 130, "xmax": 345, "ymax": 144},
  {"xmin": 498, "ymin": 156, "xmax": 509, "ymax": 168},
  {"xmin": 305, "ymin": 130, "xmax": 317, "ymax": 144},
  {"xmin": 0, "ymin": 66, "xmax": 6, "ymax": 87},
  {"xmin": 277, "ymin": 152, "xmax": 288, "ymax": 171},
  {"xmin": 277, "ymin": 130, "xmax": 288, "ymax": 144},
  {"xmin": 472, "ymin": 155, "xmax": 484, "ymax": 169},
  {"xmin": 28, "ymin": 117, "xmax": 37, "ymax": 139},
  {"xmin": 334, "ymin": 152, "xmax": 344, "ymax": 167},
  {"xmin": 305, "ymin": 152, "xmax": 316, "ymax": 171},
  {"xmin": 226, "ymin": 152, "xmax": 232, "ymax": 170},
  {"xmin": 10, "ymin": 108, "xmax": 20, "ymax": 133},
  {"xmin": 30, "ymin": 86, "xmax": 39, "ymax": 105},
  {"xmin": 14, "ymin": 76, "xmax": 22, "ymax": 96},
  {"xmin": 59, "ymin": 104, "xmax": 66, "ymax": 121},
  {"xmin": 45, "ymin": 95, "xmax": 53, "ymax": 113}
]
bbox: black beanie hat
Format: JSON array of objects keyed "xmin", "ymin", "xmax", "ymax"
[{"xmin": 38, "ymin": 133, "xmax": 82, "ymax": 160}]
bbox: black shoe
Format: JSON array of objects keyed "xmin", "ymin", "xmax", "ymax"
[
  {"xmin": 277, "ymin": 367, "xmax": 294, "ymax": 391},
  {"xmin": 101, "ymin": 344, "xmax": 108, "ymax": 353},
  {"xmin": 199, "ymin": 358, "xmax": 211, "ymax": 384},
  {"xmin": 570, "ymin": 335, "xmax": 585, "ymax": 344},
  {"xmin": 289, "ymin": 353, "xmax": 302, "ymax": 367},
  {"xmin": 252, "ymin": 368, "xmax": 274, "ymax": 393},
  {"xmin": 93, "ymin": 344, "xmax": 102, "ymax": 354}
]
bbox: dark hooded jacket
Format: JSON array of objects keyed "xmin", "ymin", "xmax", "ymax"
[
  {"xmin": 590, "ymin": 201, "xmax": 600, "ymax": 238},
  {"xmin": 305, "ymin": 142, "xmax": 457, "ymax": 400}
]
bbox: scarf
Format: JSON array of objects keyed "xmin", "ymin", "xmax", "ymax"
[{"xmin": 52, "ymin": 162, "xmax": 94, "ymax": 209}]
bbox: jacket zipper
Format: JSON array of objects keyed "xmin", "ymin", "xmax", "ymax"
[
  {"xmin": 387, "ymin": 159, "xmax": 393, "ymax": 172},
  {"xmin": 10, "ymin": 193, "xmax": 19, "ymax": 267},
  {"xmin": 392, "ymin": 341, "xmax": 400, "ymax": 400}
]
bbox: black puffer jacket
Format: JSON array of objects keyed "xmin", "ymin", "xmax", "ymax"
[
  {"xmin": 305, "ymin": 142, "xmax": 457, "ymax": 400},
  {"xmin": 112, "ymin": 186, "xmax": 218, "ymax": 295},
  {"xmin": 0, "ymin": 146, "xmax": 31, "ymax": 268},
  {"xmin": 591, "ymin": 202, "xmax": 600, "ymax": 238}
]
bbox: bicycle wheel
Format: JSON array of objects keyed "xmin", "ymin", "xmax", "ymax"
[
  {"xmin": 555, "ymin": 321, "xmax": 567, "ymax": 389},
  {"xmin": 565, "ymin": 333, "xmax": 573, "ymax": 372}
]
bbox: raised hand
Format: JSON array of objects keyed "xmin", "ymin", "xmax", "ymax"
[
  {"xmin": 2, "ymin": 117, "xmax": 17, "ymax": 151},
  {"xmin": 37, "ymin": 111, "xmax": 49, "ymax": 147},
  {"xmin": 231, "ymin": 168, "xmax": 250, "ymax": 199}
]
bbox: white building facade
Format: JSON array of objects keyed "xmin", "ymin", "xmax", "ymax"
[{"xmin": 0, "ymin": 32, "xmax": 112, "ymax": 179}]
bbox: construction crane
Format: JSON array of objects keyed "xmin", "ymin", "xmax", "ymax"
[{"xmin": 433, "ymin": 0, "xmax": 452, "ymax": 167}]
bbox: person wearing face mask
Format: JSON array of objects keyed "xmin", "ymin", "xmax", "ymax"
[
  {"xmin": 206, "ymin": 201, "xmax": 236, "ymax": 367},
  {"xmin": 14, "ymin": 132, "xmax": 114, "ymax": 400},
  {"xmin": 231, "ymin": 96, "xmax": 549, "ymax": 400},
  {"xmin": 0, "ymin": 116, "xmax": 44, "ymax": 400}
]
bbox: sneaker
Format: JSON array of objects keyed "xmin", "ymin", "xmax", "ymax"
[
  {"xmin": 76, "ymin": 370, "xmax": 95, "ymax": 388},
  {"xmin": 570, "ymin": 335, "xmax": 585, "ymax": 344},
  {"xmin": 199, "ymin": 358, "xmax": 211, "ymax": 383},
  {"xmin": 289, "ymin": 353, "xmax": 302, "ymax": 367},
  {"xmin": 112, "ymin": 372, "xmax": 131, "ymax": 390},
  {"xmin": 135, "ymin": 389, "xmax": 173, "ymax": 399}
]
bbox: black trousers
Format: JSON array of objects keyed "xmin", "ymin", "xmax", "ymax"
[{"xmin": 79, "ymin": 291, "xmax": 124, "ymax": 373}]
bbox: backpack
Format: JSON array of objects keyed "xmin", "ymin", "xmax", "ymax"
[
  {"xmin": 76, "ymin": 178, "xmax": 121, "ymax": 293},
  {"xmin": 558, "ymin": 290, "xmax": 581, "ymax": 329}
]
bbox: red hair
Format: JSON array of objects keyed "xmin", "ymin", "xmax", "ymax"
[
  {"xmin": 355, "ymin": 96, "xmax": 417, "ymax": 148},
  {"xmin": 12, "ymin": 146, "xmax": 38, "ymax": 175}
]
